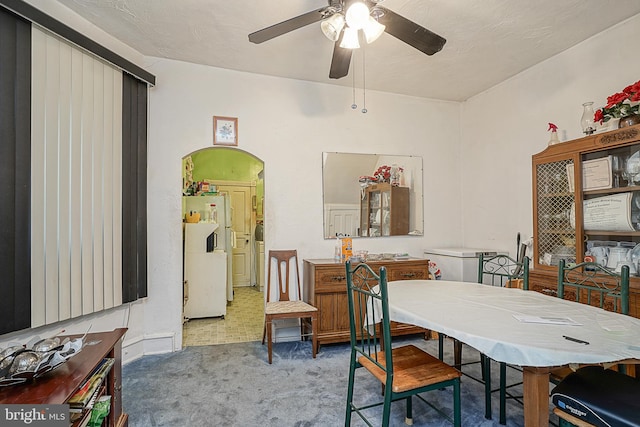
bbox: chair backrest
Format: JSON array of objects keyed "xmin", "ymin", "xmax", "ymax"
[
  {"xmin": 557, "ymin": 259, "xmax": 629, "ymax": 314},
  {"xmin": 266, "ymin": 250, "xmax": 301, "ymax": 303},
  {"xmin": 345, "ymin": 261, "xmax": 393, "ymax": 379},
  {"xmin": 477, "ymin": 253, "xmax": 530, "ymax": 290}
]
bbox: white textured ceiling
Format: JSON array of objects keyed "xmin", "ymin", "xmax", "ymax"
[{"xmin": 55, "ymin": 0, "xmax": 640, "ymax": 101}]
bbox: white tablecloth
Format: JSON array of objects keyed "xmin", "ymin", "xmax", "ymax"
[{"xmin": 385, "ymin": 280, "xmax": 640, "ymax": 367}]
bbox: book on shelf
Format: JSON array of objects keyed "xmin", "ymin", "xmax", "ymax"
[{"xmin": 68, "ymin": 358, "xmax": 115, "ymax": 409}]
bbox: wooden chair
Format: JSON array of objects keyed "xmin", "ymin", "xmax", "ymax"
[
  {"xmin": 439, "ymin": 253, "xmax": 529, "ymax": 424},
  {"xmin": 345, "ymin": 260, "xmax": 461, "ymax": 427},
  {"xmin": 551, "ymin": 260, "xmax": 630, "ymax": 383},
  {"xmin": 262, "ymin": 250, "xmax": 317, "ymax": 364}
]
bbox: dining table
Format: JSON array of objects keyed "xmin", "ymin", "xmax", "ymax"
[{"xmin": 382, "ymin": 279, "xmax": 640, "ymax": 427}]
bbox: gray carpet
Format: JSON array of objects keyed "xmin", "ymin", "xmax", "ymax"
[{"xmin": 122, "ymin": 336, "xmax": 556, "ymax": 426}]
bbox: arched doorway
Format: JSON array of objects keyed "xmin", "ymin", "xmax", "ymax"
[{"xmin": 181, "ymin": 147, "xmax": 265, "ymax": 346}]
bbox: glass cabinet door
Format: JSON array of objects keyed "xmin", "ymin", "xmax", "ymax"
[
  {"xmin": 581, "ymin": 143, "xmax": 640, "ymax": 276},
  {"xmin": 535, "ymin": 158, "xmax": 576, "ymax": 267}
]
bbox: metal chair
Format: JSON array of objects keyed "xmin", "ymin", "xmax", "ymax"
[
  {"xmin": 439, "ymin": 253, "xmax": 529, "ymax": 424},
  {"xmin": 262, "ymin": 249, "xmax": 318, "ymax": 364},
  {"xmin": 345, "ymin": 260, "xmax": 461, "ymax": 427},
  {"xmin": 551, "ymin": 259, "xmax": 630, "ymax": 383},
  {"xmin": 556, "ymin": 260, "xmax": 629, "ymax": 315}
]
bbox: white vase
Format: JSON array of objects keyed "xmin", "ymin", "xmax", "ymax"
[{"xmin": 608, "ymin": 117, "xmax": 621, "ymax": 130}]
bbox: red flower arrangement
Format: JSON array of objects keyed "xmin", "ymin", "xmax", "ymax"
[
  {"xmin": 593, "ymin": 80, "xmax": 640, "ymax": 124},
  {"xmin": 373, "ymin": 165, "xmax": 403, "ymax": 183}
]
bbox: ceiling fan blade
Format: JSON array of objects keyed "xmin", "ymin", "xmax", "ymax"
[
  {"xmin": 329, "ymin": 40, "xmax": 352, "ymax": 79},
  {"xmin": 376, "ymin": 7, "xmax": 446, "ymax": 56},
  {"xmin": 249, "ymin": 7, "xmax": 328, "ymax": 44}
]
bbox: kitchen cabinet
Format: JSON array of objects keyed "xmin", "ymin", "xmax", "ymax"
[
  {"xmin": 531, "ymin": 124, "xmax": 640, "ymax": 318},
  {"xmin": 303, "ymin": 258, "xmax": 430, "ymax": 346},
  {"xmin": 360, "ymin": 183, "xmax": 409, "ymax": 237},
  {"xmin": 0, "ymin": 328, "xmax": 128, "ymax": 427}
]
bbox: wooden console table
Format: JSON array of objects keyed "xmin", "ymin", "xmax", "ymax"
[
  {"xmin": 303, "ymin": 258, "xmax": 430, "ymax": 346},
  {"xmin": 0, "ymin": 328, "xmax": 128, "ymax": 427}
]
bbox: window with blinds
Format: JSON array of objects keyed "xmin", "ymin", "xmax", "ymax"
[{"xmin": 30, "ymin": 27, "xmax": 124, "ymax": 327}]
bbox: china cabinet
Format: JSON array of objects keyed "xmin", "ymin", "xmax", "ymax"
[
  {"xmin": 531, "ymin": 124, "xmax": 640, "ymax": 318},
  {"xmin": 359, "ymin": 183, "xmax": 409, "ymax": 237},
  {"xmin": 303, "ymin": 258, "xmax": 429, "ymax": 346}
]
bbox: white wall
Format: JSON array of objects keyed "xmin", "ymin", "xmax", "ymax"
[
  {"xmin": 460, "ymin": 13, "xmax": 640, "ymax": 257},
  {"xmin": 145, "ymin": 57, "xmax": 463, "ymax": 352}
]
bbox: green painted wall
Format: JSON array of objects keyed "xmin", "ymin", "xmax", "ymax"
[
  {"xmin": 190, "ymin": 148, "xmax": 262, "ymax": 182},
  {"xmin": 184, "ymin": 147, "xmax": 264, "ymax": 217}
]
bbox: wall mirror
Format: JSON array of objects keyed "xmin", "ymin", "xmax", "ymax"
[{"xmin": 322, "ymin": 152, "xmax": 423, "ymax": 239}]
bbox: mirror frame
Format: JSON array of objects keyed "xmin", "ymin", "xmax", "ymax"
[{"xmin": 322, "ymin": 152, "xmax": 424, "ymax": 239}]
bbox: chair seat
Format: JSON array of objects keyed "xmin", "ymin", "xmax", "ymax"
[
  {"xmin": 359, "ymin": 345, "xmax": 461, "ymax": 393},
  {"xmin": 265, "ymin": 300, "xmax": 317, "ymax": 315},
  {"xmin": 551, "ymin": 366, "xmax": 640, "ymax": 427}
]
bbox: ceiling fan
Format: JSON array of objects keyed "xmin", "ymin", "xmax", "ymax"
[{"xmin": 248, "ymin": 0, "xmax": 446, "ymax": 79}]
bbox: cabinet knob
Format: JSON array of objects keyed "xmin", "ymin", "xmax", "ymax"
[
  {"xmin": 401, "ymin": 272, "xmax": 416, "ymax": 278},
  {"xmin": 332, "ymin": 275, "xmax": 346, "ymax": 281}
]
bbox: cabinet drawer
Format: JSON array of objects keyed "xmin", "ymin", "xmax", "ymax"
[
  {"xmin": 315, "ymin": 268, "xmax": 347, "ymax": 291},
  {"xmin": 387, "ymin": 265, "xmax": 428, "ymax": 281}
]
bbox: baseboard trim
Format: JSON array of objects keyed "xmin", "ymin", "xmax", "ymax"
[{"xmin": 123, "ymin": 332, "xmax": 176, "ymax": 364}]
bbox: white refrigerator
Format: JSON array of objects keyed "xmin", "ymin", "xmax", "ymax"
[
  {"xmin": 183, "ymin": 195, "xmax": 234, "ymax": 301},
  {"xmin": 184, "ymin": 222, "xmax": 227, "ymax": 318}
]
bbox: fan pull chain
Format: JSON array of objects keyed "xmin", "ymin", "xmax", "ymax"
[
  {"xmin": 351, "ymin": 53, "xmax": 357, "ymax": 109},
  {"xmin": 361, "ymin": 43, "xmax": 367, "ymax": 113}
]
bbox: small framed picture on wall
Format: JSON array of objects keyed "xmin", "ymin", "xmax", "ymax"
[{"xmin": 213, "ymin": 116, "xmax": 238, "ymax": 146}]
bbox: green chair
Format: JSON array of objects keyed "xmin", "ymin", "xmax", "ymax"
[
  {"xmin": 439, "ymin": 253, "xmax": 529, "ymax": 424},
  {"xmin": 479, "ymin": 254, "xmax": 530, "ymax": 425},
  {"xmin": 344, "ymin": 261, "xmax": 462, "ymax": 427},
  {"xmin": 553, "ymin": 259, "xmax": 629, "ymax": 383},
  {"xmin": 556, "ymin": 260, "xmax": 629, "ymax": 315}
]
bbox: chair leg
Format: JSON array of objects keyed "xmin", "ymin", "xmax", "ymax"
[
  {"xmin": 499, "ymin": 362, "xmax": 507, "ymax": 425},
  {"xmin": 261, "ymin": 320, "xmax": 266, "ymax": 345},
  {"xmin": 483, "ymin": 354, "xmax": 492, "ymax": 420},
  {"xmin": 405, "ymin": 396, "xmax": 413, "ymax": 425},
  {"xmin": 438, "ymin": 333, "xmax": 444, "ymax": 361},
  {"xmin": 344, "ymin": 351, "xmax": 357, "ymax": 427},
  {"xmin": 454, "ymin": 378, "xmax": 461, "ymax": 427},
  {"xmin": 381, "ymin": 381, "xmax": 393, "ymax": 427},
  {"xmin": 311, "ymin": 313, "xmax": 318, "ymax": 359},
  {"xmin": 266, "ymin": 316, "xmax": 273, "ymax": 364}
]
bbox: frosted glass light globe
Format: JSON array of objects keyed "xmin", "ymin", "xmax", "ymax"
[{"xmin": 345, "ymin": 2, "xmax": 370, "ymax": 30}]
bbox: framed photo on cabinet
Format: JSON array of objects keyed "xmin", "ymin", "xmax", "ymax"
[{"xmin": 213, "ymin": 116, "xmax": 238, "ymax": 146}]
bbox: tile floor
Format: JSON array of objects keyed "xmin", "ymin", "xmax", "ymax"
[{"xmin": 182, "ymin": 286, "xmax": 264, "ymax": 347}]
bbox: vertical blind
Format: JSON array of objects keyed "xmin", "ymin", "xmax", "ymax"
[
  {"xmin": 0, "ymin": 6, "xmax": 31, "ymax": 334},
  {"xmin": 30, "ymin": 27, "xmax": 123, "ymax": 327}
]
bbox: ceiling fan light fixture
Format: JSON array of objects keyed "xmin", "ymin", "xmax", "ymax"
[
  {"xmin": 340, "ymin": 27, "xmax": 360, "ymax": 49},
  {"xmin": 321, "ymin": 13, "xmax": 345, "ymax": 41},
  {"xmin": 345, "ymin": 2, "xmax": 370, "ymax": 30},
  {"xmin": 363, "ymin": 16, "xmax": 385, "ymax": 44}
]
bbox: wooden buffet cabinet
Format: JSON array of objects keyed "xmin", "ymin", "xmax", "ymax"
[
  {"xmin": 303, "ymin": 258, "xmax": 429, "ymax": 346},
  {"xmin": 0, "ymin": 328, "xmax": 128, "ymax": 427},
  {"xmin": 531, "ymin": 124, "xmax": 640, "ymax": 319}
]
